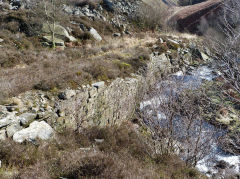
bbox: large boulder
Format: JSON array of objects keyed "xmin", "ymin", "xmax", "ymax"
[
  {"xmin": 42, "ymin": 24, "xmax": 77, "ymax": 42},
  {"xmin": 13, "ymin": 121, "xmax": 54, "ymax": 143}
]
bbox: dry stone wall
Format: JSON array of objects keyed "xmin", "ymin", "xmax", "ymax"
[
  {"xmin": 0, "ymin": 53, "xmax": 170, "ymax": 142},
  {"xmin": 59, "ymin": 53, "xmax": 170, "ymax": 128}
]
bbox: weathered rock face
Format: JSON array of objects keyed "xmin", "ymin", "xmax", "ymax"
[
  {"xmin": 0, "ymin": 52, "xmax": 168, "ymax": 141},
  {"xmin": 59, "ymin": 53, "xmax": 165, "ymax": 127},
  {"xmin": 169, "ymin": 0, "xmax": 222, "ymax": 33}
]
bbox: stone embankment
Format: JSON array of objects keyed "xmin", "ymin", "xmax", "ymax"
[
  {"xmin": 0, "ymin": 35, "xmax": 211, "ymax": 143},
  {"xmin": 0, "ymin": 53, "xmax": 168, "ymax": 143}
]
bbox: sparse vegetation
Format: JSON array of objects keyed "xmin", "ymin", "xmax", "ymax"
[
  {"xmin": 132, "ymin": 2, "xmax": 168, "ymax": 31},
  {"xmin": 0, "ymin": 124, "xmax": 203, "ymax": 179},
  {"xmin": 0, "ymin": 35, "xmax": 151, "ymax": 102},
  {"xmin": 1, "ymin": 0, "xmax": 240, "ymax": 178}
]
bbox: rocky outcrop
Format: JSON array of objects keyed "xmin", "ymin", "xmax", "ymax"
[{"xmin": 169, "ymin": 0, "xmax": 222, "ymax": 33}]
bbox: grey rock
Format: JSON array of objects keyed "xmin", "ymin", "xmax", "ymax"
[
  {"xmin": 89, "ymin": 27, "xmax": 102, "ymax": 41},
  {"xmin": 6, "ymin": 123, "xmax": 22, "ymax": 137},
  {"xmin": 0, "ymin": 129, "xmax": 6, "ymax": 141},
  {"xmin": 10, "ymin": 0, "xmax": 21, "ymax": 10},
  {"xmin": 58, "ymin": 89, "xmax": 76, "ymax": 100},
  {"xmin": 200, "ymin": 52, "xmax": 209, "ymax": 61},
  {"xmin": 113, "ymin": 33, "xmax": 121, "ymax": 37},
  {"xmin": 42, "ymin": 24, "xmax": 77, "ymax": 42},
  {"xmin": 92, "ymin": 81, "xmax": 105, "ymax": 89},
  {"xmin": 215, "ymin": 160, "xmax": 230, "ymax": 169},
  {"xmin": 89, "ymin": 88, "xmax": 98, "ymax": 98},
  {"xmin": 0, "ymin": 105, "xmax": 7, "ymax": 113},
  {"xmin": 103, "ymin": 0, "xmax": 114, "ymax": 12},
  {"xmin": 19, "ymin": 113, "xmax": 37, "ymax": 126},
  {"xmin": 57, "ymin": 109, "xmax": 65, "ymax": 117},
  {"xmin": 80, "ymin": 24, "xmax": 86, "ymax": 32},
  {"xmin": 74, "ymin": 9, "xmax": 85, "ymax": 16},
  {"xmin": 0, "ymin": 38, "xmax": 3, "ymax": 43},
  {"xmin": 13, "ymin": 121, "xmax": 54, "ymax": 143},
  {"xmin": 42, "ymin": 36, "xmax": 65, "ymax": 46},
  {"xmin": 63, "ymin": 5, "xmax": 73, "ymax": 14},
  {"xmin": 95, "ymin": 139, "xmax": 104, "ymax": 143},
  {"xmin": 159, "ymin": 38, "xmax": 164, "ymax": 43},
  {"xmin": 158, "ymin": 53, "xmax": 171, "ymax": 71},
  {"xmin": 167, "ymin": 39, "xmax": 180, "ymax": 46},
  {"xmin": 124, "ymin": 30, "xmax": 131, "ymax": 35},
  {"xmin": 0, "ymin": 112, "xmax": 18, "ymax": 128},
  {"xmin": 189, "ymin": 42, "xmax": 197, "ymax": 49}
]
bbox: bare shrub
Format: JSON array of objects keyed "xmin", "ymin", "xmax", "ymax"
[
  {"xmin": 0, "ymin": 125, "xmax": 202, "ymax": 178},
  {"xmin": 140, "ymin": 79, "xmax": 218, "ymax": 167},
  {"xmin": 132, "ymin": 2, "xmax": 168, "ymax": 31},
  {"xmin": 208, "ymin": 0, "xmax": 240, "ymax": 103}
]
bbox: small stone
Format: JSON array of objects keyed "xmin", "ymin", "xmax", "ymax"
[
  {"xmin": 94, "ymin": 139, "xmax": 104, "ymax": 143},
  {"xmin": 200, "ymin": 52, "xmax": 209, "ymax": 61},
  {"xmin": 0, "ymin": 38, "xmax": 4, "ymax": 43},
  {"xmin": 113, "ymin": 33, "xmax": 121, "ymax": 37},
  {"xmin": 92, "ymin": 81, "xmax": 105, "ymax": 89},
  {"xmin": 159, "ymin": 38, "xmax": 164, "ymax": 43},
  {"xmin": 124, "ymin": 30, "xmax": 131, "ymax": 35},
  {"xmin": 89, "ymin": 27, "xmax": 102, "ymax": 41},
  {"xmin": 80, "ymin": 24, "xmax": 86, "ymax": 31},
  {"xmin": 57, "ymin": 109, "xmax": 65, "ymax": 117}
]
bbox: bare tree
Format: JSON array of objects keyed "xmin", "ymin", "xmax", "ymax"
[
  {"xmin": 209, "ymin": 0, "xmax": 240, "ymax": 103},
  {"xmin": 133, "ymin": 2, "xmax": 167, "ymax": 32},
  {"xmin": 34, "ymin": 0, "xmax": 67, "ymax": 48},
  {"xmin": 140, "ymin": 79, "xmax": 218, "ymax": 167}
]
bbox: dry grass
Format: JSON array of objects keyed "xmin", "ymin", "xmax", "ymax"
[
  {"xmin": 0, "ymin": 35, "xmax": 152, "ymax": 102},
  {"xmin": 0, "ymin": 123, "xmax": 203, "ymax": 179}
]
